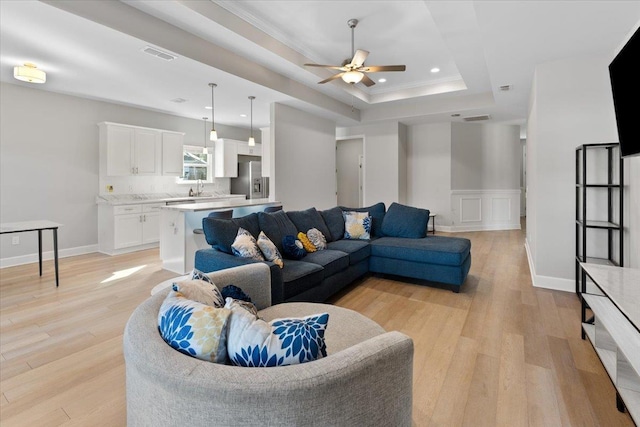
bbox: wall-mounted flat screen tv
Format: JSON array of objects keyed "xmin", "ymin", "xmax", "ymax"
[{"xmin": 609, "ymin": 26, "xmax": 640, "ymax": 158}]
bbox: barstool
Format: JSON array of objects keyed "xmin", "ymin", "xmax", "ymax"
[
  {"xmin": 194, "ymin": 209, "xmax": 234, "ymax": 234},
  {"xmin": 263, "ymin": 205, "xmax": 282, "ymax": 213}
]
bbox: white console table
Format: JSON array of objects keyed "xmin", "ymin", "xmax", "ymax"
[{"xmin": 580, "ymin": 262, "xmax": 640, "ymax": 422}]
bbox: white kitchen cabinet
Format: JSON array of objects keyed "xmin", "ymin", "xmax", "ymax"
[
  {"xmin": 141, "ymin": 204, "xmax": 162, "ymax": 244},
  {"xmin": 162, "ymin": 132, "xmax": 184, "ymax": 176},
  {"xmin": 134, "ymin": 128, "xmax": 159, "ymax": 175},
  {"xmin": 236, "ymin": 141, "xmax": 262, "ymax": 156},
  {"xmin": 99, "ymin": 203, "xmax": 164, "ymax": 253},
  {"xmin": 101, "ymin": 123, "xmax": 160, "ymax": 176},
  {"xmin": 214, "ymin": 139, "xmax": 239, "ymax": 178},
  {"xmin": 114, "ymin": 213, "xmax": 144, "ymax": 249}
]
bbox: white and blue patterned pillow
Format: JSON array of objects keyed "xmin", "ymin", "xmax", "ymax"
[
  {"xmin": 158, "ymin": 290, "xmax": 231, "ymax": 363},
  {"xmin": 225, "ymin": 298, "xmax": 329, "ymax": 367},
  {"xmin": 343, "ymin": 211, "xmax": 371, "ymax": 240},
  {"xmin": 256, "ymin": 231, "xmax": 284, "ymax": 268},
  {"xmin": 231, "ymin": 228, "xmax": 265, "ymax": 261},
  {"xmin": 306, "ymin": 228, "xmax": 327, "ymax": 250},
  {"xmin": 173, "ymin": 278, "xmax": 224, "ymax": 307}
]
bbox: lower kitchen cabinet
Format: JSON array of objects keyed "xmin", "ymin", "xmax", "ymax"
[{"xmin": 99, "ymin": 203, "xmax": 164, "ymax": 254}]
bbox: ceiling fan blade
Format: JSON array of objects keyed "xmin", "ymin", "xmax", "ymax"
[
  {"xmin": 350, "ymin": 49, "xmax": 369, "ymax": 67},
  {"xmin": 361, "ymin": 74, "xmax": 376, "ymax": 87},
  {"xmin": 304, "ymin": 63, "xmax": 346, "ymax": 70},
  {"xmin": 362, "ymin": 65, "xmax": 406, "ymax": 72},
  {"xmin": 318, "ymin": 73, "xmax": 345, "ymax": 84}
]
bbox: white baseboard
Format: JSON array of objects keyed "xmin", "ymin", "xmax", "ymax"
[
  {"xmin": 524, "ymin": 239, "xmax": 574, "ymax": 293},
  {"xmin": 444, "ymin": 223, "xmax": 521, "ymax": 233},
  {"xmin": 0, "ymin": 244, "xmax": 99, "ymax": 269}
]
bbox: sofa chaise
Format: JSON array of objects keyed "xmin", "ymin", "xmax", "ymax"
[{"xmin": 195, "ymin": 202, "xmax": 471, "ymax": 305}]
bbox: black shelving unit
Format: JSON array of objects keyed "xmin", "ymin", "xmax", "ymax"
[
  {"xmin": 575, "ymin": 143, "xmax": 624, "ymax": 296},
  {"xmin": 576, "ymin": 143, "xmax": 624, "ymax": 340}
]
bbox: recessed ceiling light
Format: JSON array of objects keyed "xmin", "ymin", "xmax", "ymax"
[
  {"xmin": 431, "ymin": 68, "xmax": 440, "ymax": 73},
  {"xmin": 240, "ymin": 114, "xmax": 247, "ymax": 118},
  {"xmin": 378, "ymin": 78, "xmax": 387, "ymax": 83},
  {"xmin": 205, "ymin": 106, "xmax": 212, "ymax": 110}
]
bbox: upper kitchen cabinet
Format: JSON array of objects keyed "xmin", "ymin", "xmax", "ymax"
[
  {"xmin": 236, "ymin": 141, "xmax": 262, "ymax": 156},
  {"xmin": 99, "ymin": 122, "xmax": 159, "ymax": 176},
  {"xmin": 98, "ymin": 122, "xmax": 184, "ymax": 177},
  {"xmin": 161, "ymin": 132, "xmax": 184, "ymax": 176},
  {"xmin": 214, "ymin": 138, "xmax": 239, "ymax": 178}
]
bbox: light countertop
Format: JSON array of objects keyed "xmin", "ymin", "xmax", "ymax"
[
  {"xmin": 95, "ymin": 193, "xmax": 246, "ymax": 206},
  {"xmin": 162, "ymin": 198, "xmax": 279, "ymax": 212}
]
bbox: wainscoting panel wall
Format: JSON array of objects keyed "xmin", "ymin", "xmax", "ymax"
[{"xmin": 449, "ymin": 190, "xmax": 521, "ymax": 232}]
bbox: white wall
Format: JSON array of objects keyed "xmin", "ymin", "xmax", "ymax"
[
  {"xmin": 271, "ymin": 103, "xmax": 336, "ymax": 210},
  {"xmin": 337, "ymin": 121, "xmax": 402, "ymax": 208},
  {"xmin": 407, "ymin": 122, "xmax": 453, "ymax": 226},
  {"xmin": 451, "ymin": 123, "xmax": 521, "ymax": 190},
  {"xmin": 0, "ymin": 82, "xmax": 254, "ymax": 263},
  {"xmin": 525, "ymin": 54, "xmax": 639, "ymax": 291}
]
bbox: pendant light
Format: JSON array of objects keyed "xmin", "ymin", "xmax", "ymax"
[
  {"xmin": 202, "ymin": 117, "xmax": 208, "ymax": 154},
  {"xmin": 248, "ymin": 96, "xmax": 255, "ymax": 147},
  {"xmin": 208, "ymin": 83, "xmax": 218, "ymax": 141}
]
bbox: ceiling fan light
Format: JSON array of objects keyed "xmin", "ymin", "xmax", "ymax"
[
  {"xmin": 210, "ymin": 129, "xmax": 218, "ymax": 141},
  {"xmin": 14, "ymin": 63, "xmax": 46, "ymax": 84},
  {"xmin": 342, "ymin": 70, "xmax": 364, "ymax": 84}
]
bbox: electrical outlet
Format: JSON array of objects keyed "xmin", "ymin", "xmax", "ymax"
[
  {"xmin": 129, "ymin": 185, "xmax": 134, "ymax": 192},
  {"xmin": 12, "ymin": 236, "xmax": 19, "ymax": 245},
  {"xmin": 106, "ymin": 185, "xmax": 114, "ymax": 192}
]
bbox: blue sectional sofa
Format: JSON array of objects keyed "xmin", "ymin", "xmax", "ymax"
[{"xmin": 195, "ymin": 202, "xmax": 471, "ymax": 305}]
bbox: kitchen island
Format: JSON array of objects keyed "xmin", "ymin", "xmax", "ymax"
[{"xmin": 160, "ymin": 198, "xmax": 281, "ymax": 274}]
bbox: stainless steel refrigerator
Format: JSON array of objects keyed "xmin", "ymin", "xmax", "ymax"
[{"xmin": 230, "ymin": 161, "xmax": 269, "ymax": 199}]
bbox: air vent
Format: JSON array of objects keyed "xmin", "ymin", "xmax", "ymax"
[
  {"xmin": 142, "ymin": 46, "xmax": 177, "ymax": 61},
  {"xmin": 463, "ymin": 114, "xmax": 491, "ymax": 122},
  {"xmin": 499, "ymin": 84, "xmax": 512, "ymax": 91},
  {"xmin": 170, "ymin": 98, "xmax": 187, "ymax": 103}
]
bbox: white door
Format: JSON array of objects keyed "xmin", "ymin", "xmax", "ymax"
[
  {"xmin": 162, "ymin": 132, "xmax": 184, "ymax": 176},
  {"xmin": 135, "ymin": 129, "xmax": 159, "ymax": 175},
  {"xmin": 114, "ymin": 214, "xmax": 143, "ymax": 249},
  {"xmin": 106, "ymin": 125, "xmax": 134, "ymax": 176},
  {"xmin": 336, "ymin": 138, "xmax": 363, "ymax": 207},
  {"xmin": 142, "ymin": 212, "xmax": 160, "ymax": 244}
]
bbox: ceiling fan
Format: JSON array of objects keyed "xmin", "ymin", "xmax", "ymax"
[{"xmin": 304, "ymin": 19, "xmax": 406, "ymax": 87}]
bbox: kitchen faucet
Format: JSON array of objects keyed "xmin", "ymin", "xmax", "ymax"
[{"xmin": 196, "ymin": 179, "xmax": 204, "ymax": 196}]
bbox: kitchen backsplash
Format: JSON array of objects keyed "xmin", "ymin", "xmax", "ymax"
[{"xmin": 98, "ymin": 174, "xmax": 231, "ymax": 196}]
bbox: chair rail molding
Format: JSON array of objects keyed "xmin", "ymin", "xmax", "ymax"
[{"xmin": 449, "ymin": 189, "xmax": 521, "ymax": 232}]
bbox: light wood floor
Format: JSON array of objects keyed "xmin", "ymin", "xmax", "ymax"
[{"xmin": 0, "ymin": 227, "xmax": 633, "ymax": 426}]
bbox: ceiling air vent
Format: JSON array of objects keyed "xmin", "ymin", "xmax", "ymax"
[
  {"xmin": 142, "ymin": 46, "xmax": 177, "ymax": 61},
  {"xmin": 499, "ymin": 84, "xmax": 512, "ymax": 91},
  {"xmin": 463, "ymin": 114, "xmax": 491, "ymax": 122},
  {"xmin": 170, "ymin": 98, "xmax": 187, "ymax": 103}
]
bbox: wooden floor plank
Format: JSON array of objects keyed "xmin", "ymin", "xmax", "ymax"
[{"xmin": 0, "ymin": 227, "xmax": 634, "ymax": 426}]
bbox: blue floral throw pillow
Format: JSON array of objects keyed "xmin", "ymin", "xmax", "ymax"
[
  {"xmin": 281, "ymin": 235, "xmax": 306, "ymax": 259},
  {"xmin": 343, "ymin": 211, "xmax": 371, "ymax": 240},
  {"xmin": 158, "ymin": 290, "xmax": 231, "ymax": 363},
  {"xmin": 225, "ymin": 298, "xmax": 329, "ymax": 367}
]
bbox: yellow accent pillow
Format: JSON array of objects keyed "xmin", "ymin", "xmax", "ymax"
[{"xmin": 297, "ymin": 232, "xmax": 317, "ymax": 253}]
